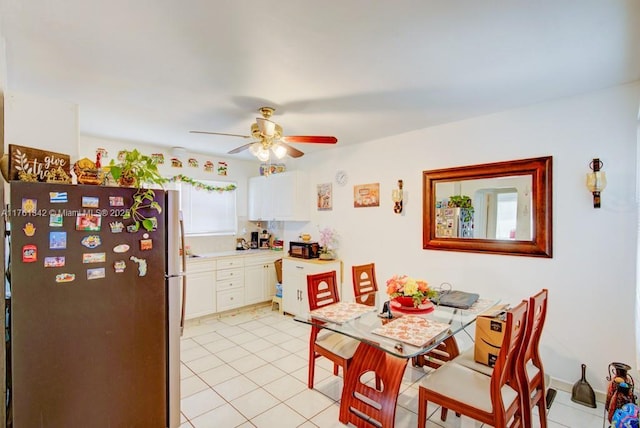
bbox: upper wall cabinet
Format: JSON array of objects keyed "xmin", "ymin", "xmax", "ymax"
[{"xmin": 249, "ymin": 171, "xmax": 310, "ymax": 221}]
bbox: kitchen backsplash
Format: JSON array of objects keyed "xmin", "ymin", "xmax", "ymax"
[{"xmin": 183, "ymin": 218, "xmax": 284, "ymax": 254}]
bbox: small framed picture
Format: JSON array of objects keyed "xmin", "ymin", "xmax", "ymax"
[
  {"xmin": 317, "ymin": 183, "xmax": 332, "ymax": 211},
  {"xmin": 76, "ymin": 213, "xmax": 101, "ymax": 231},
  {"xmin": 353, "ymin": 183, "xmax": 380, "ymax": 208}
]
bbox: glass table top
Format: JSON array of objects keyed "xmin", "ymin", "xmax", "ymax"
[{"xmin": 294, "ymin": 298, "xmax": 505, "ymax": 359}]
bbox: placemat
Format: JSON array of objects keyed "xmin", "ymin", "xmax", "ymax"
[
  {"xmin": 309, "ymin": 301, "xmax": 376, "ymax": 324},
  {"xmin": 371, "ymin": 315, "xmax": 451, "ymax": 347}
]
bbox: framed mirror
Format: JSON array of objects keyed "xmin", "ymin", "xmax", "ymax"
[{"xmin": 423, "ymin": 156, "xmax": 552, "ymax": 257}]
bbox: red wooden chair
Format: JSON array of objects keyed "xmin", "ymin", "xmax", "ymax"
[
  {"xmin": 417, "ymin": 300, "xmax": 528, "ymax": 428},
  {"xmin": 351, "ymin": 263, "xmax": 378, "ymax": 307},
  {"xmin": 517, "ymin": 289, "xmax": 548, "ymax": 428},
  {"xmin": 306, "ymin": 270, "xmax": 358, "ymax": 389}
]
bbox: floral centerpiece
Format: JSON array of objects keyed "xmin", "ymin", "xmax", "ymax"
[
  {"xmin": 386, "ymin": 275, "xmax": 437, "ymax": 308},
  {"xmin": 318, "ymin": 227, "xmax": 338, "ymax": 259}
]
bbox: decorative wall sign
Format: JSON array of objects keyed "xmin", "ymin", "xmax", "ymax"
[
  {"xmin": 55, "ymin": 273, "xmax": 75, "ymax": 283},
  {"xmin": 217, "ymin": 161, "xmax": 228, "ymax": 176},
  {"xmin": 151, "ymin": 153, "xmax": 165, "ymax": 164},
  {"xmin": 9, "ymin": 144, "xmax": 71, "ymax": 182},
  {"xmin": 22, "ymin": 222, "xmax": 36, "ymax": 236},
  {"xmin": 353, "ymin": 183, "xmax": 380, "ymax": 208},
  {"xmin": 87, "ymin": 267, "xmax": 106, "ymax": 280},
  {"xmin": 44, "ymin": 256, "xmax": 65, "ymax": 268},
  {"xmin": 49, "ymin": 231, "xmax": 67, "ymax": 249},
  {"xmin": 317, "ymin": 183, "xmax": 333, "ymax": 211}
]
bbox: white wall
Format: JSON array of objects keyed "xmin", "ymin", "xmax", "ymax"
[{"xmin": 295, "ymin": 83, "xmax": 640, "ymax": 392}]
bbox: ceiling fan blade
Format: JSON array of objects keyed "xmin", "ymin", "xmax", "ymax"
[
  {"xmin": 280, "ymin": 142, "xmax": 304, "ymax": 158},
  {"xmin": 281, "ymin": 135, "xmax": 338, "ymax": 144},
  {"xmin": 228, "ymin": 142, "xmax": 255, "ymax": 154},
  {"xmin": 190, "ymin": 130, "xmax": 252, "ymax": 139}
]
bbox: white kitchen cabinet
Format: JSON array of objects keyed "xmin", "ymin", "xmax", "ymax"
[
  {"xmin": 282, "ymin": 257, "xmax": 342, "ymax": 316},
  {"xmin": 244, "ymin": 253, "xmax": 280, "ymax": 305},
  {"xmin": 184, "ymin": 258, "xmax": 216, "ymax": 320},
  {"xmin": 215, "ymin": 256, "xmax": 245, "ymax": 312},
  {"xmin": 248, "ymin": 171, "xmax": 309, "ymax": 221}
]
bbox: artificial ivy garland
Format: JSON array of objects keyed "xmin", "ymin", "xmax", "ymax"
[{"xmin": 168, "ymin": 174, "xmax": 236, "ymax": 192}]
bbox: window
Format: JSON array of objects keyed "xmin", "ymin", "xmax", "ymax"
[{"xmin": 175, "ymin": 180, "xmax": 237, "ymax": 236}]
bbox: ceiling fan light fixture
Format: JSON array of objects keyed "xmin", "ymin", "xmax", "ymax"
[
  {"xmin": 271, "ymin": 143, "xmax": 287, "ymax": 159},
  {"xmin": 255, "ymin": 146, "xmax": 271, "ymax": 162},
  {"xmin": 256, "ymin": 118, "xmax": 276, "ymax": 137}
]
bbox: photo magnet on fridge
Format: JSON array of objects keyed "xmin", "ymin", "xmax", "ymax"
[
  {"xmin": 49, "ymin": 231, "xmax": 67, "ymax": 249},
  {"xmin": 22, "ymin": 222, "xmax": 36, "ymax": 237},
  {"xmin": 49, "ymin": 213, "xmax": 63, "ymax": 227},
  {"xmin": 44, "ymin": 256, "xmax": 65, "ymax": 268},
  {"xmin": 21, "ymin": 198, "xmax": 37, "ymax": 214},
  {"xmin": 81, "ymin": 196, "xmax": 99, "ymax": 208},
  {"xmin": 22, "ymin": 244, "xmax": 37, "ymax": 262},
  {"xmin": 49, "ymin": 192, "xmax": 68, "ymax": 203},
  {"xmin": 86, "ymin": 267, "xmax": 106, "ymax": 280}
]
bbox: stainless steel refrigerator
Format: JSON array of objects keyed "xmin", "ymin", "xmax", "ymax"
[{"xmin": 6, "ymin": 181, "xmax": 182, "ymax": 427}]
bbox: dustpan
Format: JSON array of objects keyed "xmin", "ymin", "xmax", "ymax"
[{"xmin": 571, "ymin": 363, "xmax": 597, "ymax": 408}]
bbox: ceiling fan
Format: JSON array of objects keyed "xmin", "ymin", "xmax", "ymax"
[{"xmin": 190, "ymin": 106, "xmax": 337, "ymax": 160}]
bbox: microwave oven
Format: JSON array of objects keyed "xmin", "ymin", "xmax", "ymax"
[{"xmin": 289, "ymin": 241, "xmax": 320, "ymax": 259}]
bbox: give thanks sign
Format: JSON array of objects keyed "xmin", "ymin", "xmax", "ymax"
[{"xmin": 9, "ymin": 144, "xmax": 71, "ymax": 182}]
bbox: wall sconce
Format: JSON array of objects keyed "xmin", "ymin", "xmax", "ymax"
[
  {"xmin": 392, "ymin": 179, "xmax": 403, "ymax": 214},
  {"xmin": 586, "ymin": 158, "xmax": 607, "ymax": 208}
]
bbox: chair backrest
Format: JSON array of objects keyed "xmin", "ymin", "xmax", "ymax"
[
  {"xmin": 307, "ymin": 270, "xmax": 339, "ymax": 311},
  {"xmin": 520, "ymin": 289, "xmax": 548, "ymax": 370},
  {"xmin": 490, "ymin": 300, "xmax": 528, "ymax": 411},
  {"xmin": 352, "ymin": 263, "xmax": 378, "ymax": 306}
]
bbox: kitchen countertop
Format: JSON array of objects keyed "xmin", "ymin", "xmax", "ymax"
[{"xmin": 187, "ymin": 249, "xmax": 284, "ymax": 259}]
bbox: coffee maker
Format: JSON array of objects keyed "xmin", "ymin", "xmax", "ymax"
[
  {"xmin": 259, "ymin": 230, "xmax": 271, "ymax": 249},
  {"xmin": 250, "ymin": 231, "xmax": 259, "ymax": 249}
]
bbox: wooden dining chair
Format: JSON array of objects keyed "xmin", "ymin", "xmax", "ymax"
[
  {"xmin": 339, "ymin": 342, "xmax": 407, "ymax": 428},
  {"xmin": 306, "ymin": 270, "xmax": 359, "ymax": 389},
  {"xmin": 417, "ymin": 300, "xmax": 528, "ymax": 428},
  {"xmin": 352, "ymin": 263, "xmax": 378, "ymax": 307},
  {"xmin": 517, "ymin": 289, "xmax": 548, "ymax": 428}
]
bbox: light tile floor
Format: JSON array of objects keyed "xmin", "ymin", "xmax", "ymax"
[{"xmin": 180, "ymin": 306, "xmax": 607, "ymax": 428}]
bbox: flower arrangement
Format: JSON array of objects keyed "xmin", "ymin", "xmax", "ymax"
[
  {"xmin": 318, "ymin": 227, "xmax": 338, "ymax": 256},
  {"xmin": 386, "ymin": 275, "xmax": 437, "ymax": 308}
]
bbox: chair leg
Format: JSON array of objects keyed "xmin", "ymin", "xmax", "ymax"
[
  {"xmin": 418, "ymin": 387, "xmax": 428, "ymax": 427},
  {"xmin": 308, "ymin": 349, "xmax": 316, "ymax": 389}
]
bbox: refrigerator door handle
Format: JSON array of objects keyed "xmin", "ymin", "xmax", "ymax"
[
  {"xmin": 165, "ymin": 272, "xmax": 187, "ymax": 279},
  {"xmin": 178, "ymin": 211, "xmax": 187, "ymax": 336}
]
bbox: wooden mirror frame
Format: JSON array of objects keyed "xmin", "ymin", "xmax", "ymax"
[{"xmin": 423, "ymin": 156, "xmax": 552, "ymax": 257}]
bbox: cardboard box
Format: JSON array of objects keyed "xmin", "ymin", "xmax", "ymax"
[{"xmin": 474, "ymin": 311, "xmax": 507, "ymax": 367}]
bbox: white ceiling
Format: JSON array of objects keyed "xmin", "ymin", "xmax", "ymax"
[{"xmin": 1, "ymin": 1, "xmax": 639, "ymax": 159}]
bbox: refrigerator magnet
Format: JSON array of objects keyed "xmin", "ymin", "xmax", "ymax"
[
  {"xmin": 49, "ymin": 231, "xmax": 67, "ymax": 249},
  {"xmin": 21, "ymin": 198, "xmax": 37, "ymax": 214},
  {"xmin": 22, "ymin": 244, "xmax": 37, "ymax": 262},
  {"xmin": 22, "ymin": 222, "xmax": 36, "ymax": 237},
  {"xmin": 109, "ymin": 196, "xmax": 124, "ymax": 207},
  {"xmin": 49, "ymin": 192, "xmax": 68, "ymax": 203},
  {"xmin": 113, "ymin": 260, "xmax": 126, "ymax": 273},
  {"xmin": 81, "ymin": 235, "xmax": 102, "ymax": 248},
  {"xmin": 129, "ymin": 256, "xmax": 147, "ymax": 276},
  {"xmin": 55, "ymin": 273, "xmax": 75, "ymax": 283},
  {"xmin": 87, "ymin": 267, "xmax": 106, "ymax": 280},
  {"xmin": 113, "ymin": 244, "xmax": 130, "ymax": 253},
  {"xmin": 76, "ymin": 213, "xmax": 101, "ymax": 231},
  {"xmin": 49, "ymin": 213, "xmax": 64, "ymax": 227},
  {"xmin": 109, "ymin": 221, "xmax": 124, "ymax": 233},
  {"xmin": 140, "ymin": 239, "xmax": 153, "ymax": 250},
  {"xmin": 82, "ymin": 196, "xmax": 99, "ymax": 208},
  {"xmin": 82, "ymin": 252, "xmax": 106, "ymax": 264},
  {"xmin": 44, "ymin": 256, "xmax": 65, "ymax": 268}
]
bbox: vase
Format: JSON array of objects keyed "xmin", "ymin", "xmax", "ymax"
[{"xmin": 319, "ymin": 252, "xmax": 334, "ymax": 260}]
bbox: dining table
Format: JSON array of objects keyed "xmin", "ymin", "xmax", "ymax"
[{"xmin": 294, "ymin": 297, "xmax": 505, "ymax": 427}]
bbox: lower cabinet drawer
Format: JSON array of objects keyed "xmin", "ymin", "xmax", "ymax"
[
  {"xmin": 217, "ymin": 268, "xmax": 243, "ymax": 281},
  {"xmin": 217, "ymin": 289, "xmax": 244, "ymax": 312},
  {"xmin": 216, "ymin": 277, "xmax": 243, "ymax": 291}
]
